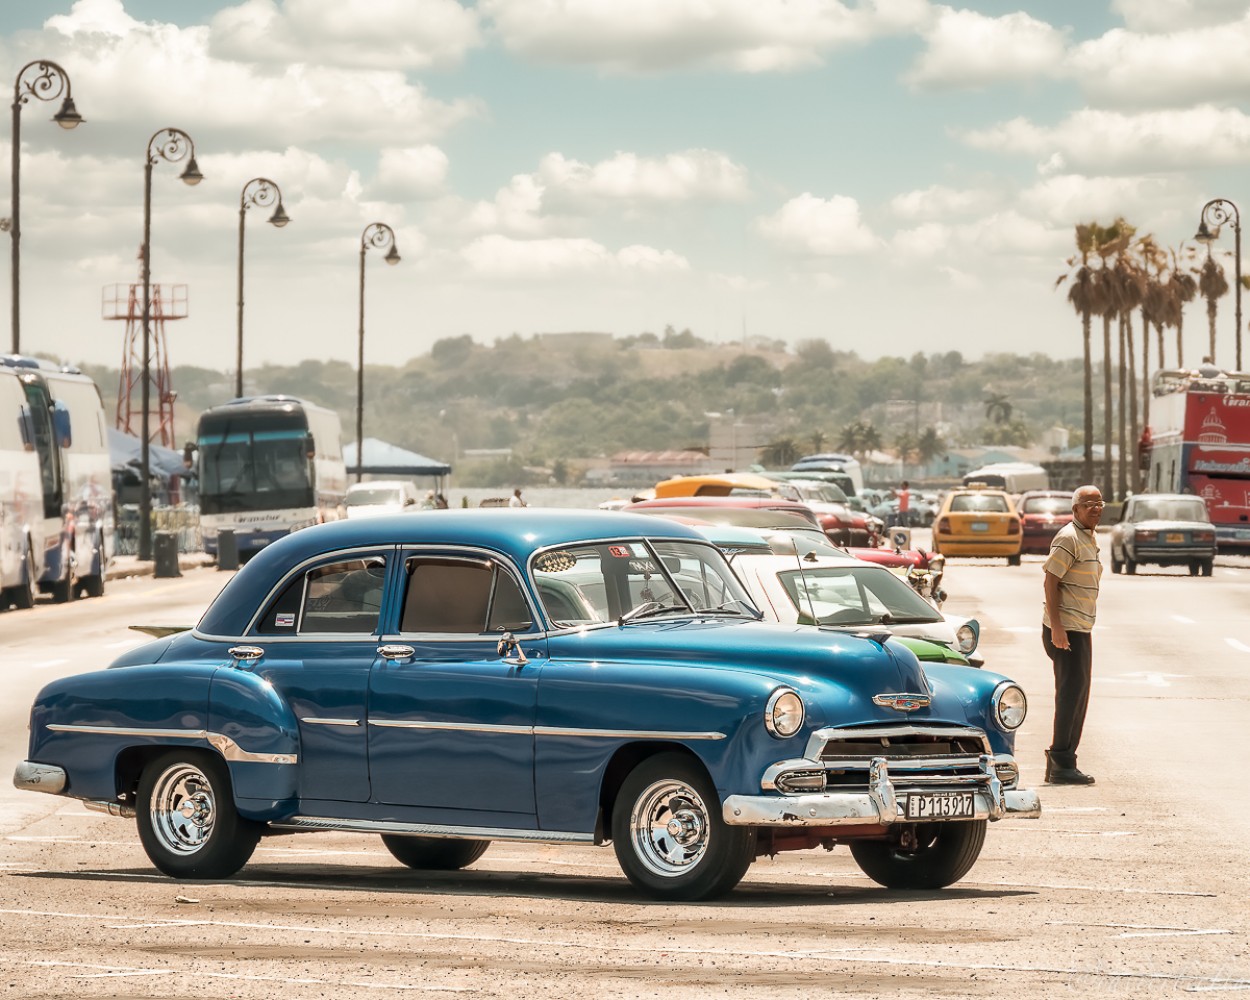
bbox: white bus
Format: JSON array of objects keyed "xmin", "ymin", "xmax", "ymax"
[
  {"xmin": 962, "ymin": 462, "xmax": 1049, "ymax": 495},
  {"xmin": 1, "ymin": 357, "xmax": 115, "ymax": 608},
  {"xmin": 196, "ymin": 395, "xmax": 347, "ymax": 560}
]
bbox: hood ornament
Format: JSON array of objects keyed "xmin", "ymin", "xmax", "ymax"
[{"xmin": 873, "ymin": 693, "xmax": 930, "ymax": 712}]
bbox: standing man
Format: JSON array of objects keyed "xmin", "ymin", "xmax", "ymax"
[
  {"xmin": 509, "ymin": 488, "xmax": 527, "ymax": 508},
  {"xmin": 1041, "ymin": 484, "xmax": 1104, "ymax": 785},
  {"xmin": 895, "ymin": 480, "xmax": 911, "ymax": 527}
]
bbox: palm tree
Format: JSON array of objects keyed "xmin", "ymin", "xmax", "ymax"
[
  {"xmin": 1094, "ymin": 221, "xmax": 1134, "ymax": 494},
  {"xmin": 1199, "ymin": 249, "xmax": 1229, "ymax": 363},
  {"xmin": 761, "ymin": 436, "xmax": 800, "ymax": 468},
  {"xmin": 983, "ymin": 392, "xmax": 1012, "ymax": 425},
  {"xmin": 916, "ymin": 427, "xmax": 946, "ymax": 467},
  {"xmin": 1056, "ymin": 222, "xmax": 1103, "ymax": 482},
  {"xmin": 1168, "ymin": 245, "xmax": 1198, "ymax": 367}
]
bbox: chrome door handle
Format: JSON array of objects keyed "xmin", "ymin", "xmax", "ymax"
[
  {"xmin": 228, "ymin": 645, "xmax": 264, "ymax": 661},
  {"xmin": 378, "ymin": 644, "xmax": 415, "ymax": 662},
  {"xmin": 496, "ymin": 632, "xmax": 529, "ymax": 666}
]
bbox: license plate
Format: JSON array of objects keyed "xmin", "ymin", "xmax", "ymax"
[
  {"xmin": 969, "ymin": 522, "xmax": 989, "ymax": 532},
  {"xmin": 1165, "ymin": 532, "xmax": 1184, "ymax": 543},
  {"xmin": 905, "ymin": 792, "xmax": 975, "ymax": 820}
]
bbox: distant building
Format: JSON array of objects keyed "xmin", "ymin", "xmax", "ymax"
[{"xmin": 598, "ymin": 450, "xmax": 717, "ymax": 486}]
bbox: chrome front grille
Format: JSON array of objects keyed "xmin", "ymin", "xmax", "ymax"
[{"xmin": 815, "ymin": 724, "xmax": 992, "ymax": 789}]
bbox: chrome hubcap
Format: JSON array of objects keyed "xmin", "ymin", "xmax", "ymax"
[
  {"xmin": 631, "ymin": 779, "xmax": 710, "ymax": 877},
  {"xmin": 150, "ymin": 763, "xmax": 216, "ymax": 856}
]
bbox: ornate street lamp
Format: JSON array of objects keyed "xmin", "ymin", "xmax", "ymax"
[
  {"xmin": 10, "ymin": 59, "xmax": 83, "ymax": 354},
  {"xmin": 356, "ymin": 222, "xmax": 400, "ymax": 483},
  {"xmin": 139, "ymin": 127, "xmax": 202, "ymax": 562},
  {"xmin": 236, "ymin": 177, "xmax": 290, "ymax": 398},
  {"xmin": 1194, "ymin": 198, "xmax": 1242, "ymax": 371}
]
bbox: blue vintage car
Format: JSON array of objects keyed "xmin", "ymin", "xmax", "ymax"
[{"xmin": 15, "ymin": 509, "xmax": 1039, "ymax": 900}]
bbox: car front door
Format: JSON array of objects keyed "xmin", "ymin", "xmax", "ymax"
[{"xmin": 368, "ymin": 551, "xmax": 545, "ymax": 820}]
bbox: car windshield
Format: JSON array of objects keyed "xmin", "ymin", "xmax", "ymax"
[
  {"xmin": 347, "ymin": 487, "xmax": 402, "ymax": 506},
  {"xmin": 1022, "ymin": 496, "xmax": 1070, "ymax": 514},
  {"xmin": 532, "ymin": 539, "xmax": 758, "ymax": 627},
  {"xmin": 774, "ymin": 564, "xmax": 941, "ymax": 626},
  {"xmin": 950, "ymin": 494, "xmax": 1010, "ymax": 513},
  {"xmin": 1132, "ymin": 499, "xmax": 1209, "ymax": 522}
]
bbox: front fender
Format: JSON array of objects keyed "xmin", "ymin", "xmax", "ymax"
[{"xmin": 209, "ymin": 668, "xmax": 300, "ymax": 817}]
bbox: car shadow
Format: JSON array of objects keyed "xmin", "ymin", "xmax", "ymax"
[{"xmin": 13, "ymin": 864, "xmax": 1037, "ymax": 907}]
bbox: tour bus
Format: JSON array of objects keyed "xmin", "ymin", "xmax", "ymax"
[
  {"xmin": 962, "ymin": 462, "xmax": 1049, "ymax": 495},
  {"xmin": 1145, "ymin": 366, "xmax": 1250, "ymax": 553},
  {"xmin": 196, "ymin": 395, "xmax": 347, "ymax": 559},
  {"xmin": 0, "ymin": 357, "xmax": 115, "ymax": 608}
]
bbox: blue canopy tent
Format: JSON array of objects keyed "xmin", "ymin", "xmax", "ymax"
[{"xmin": 343, "ymin": 437, "xmax": 452, "ymax": 487}]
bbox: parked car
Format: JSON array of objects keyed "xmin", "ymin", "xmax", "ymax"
[
  {"xmin": 1017, "ymin": 490, "xmax": 1074, "ymax": 555},
  {"xmin": 16, "ymin": 509, "xmax": 1038, "ymax": 900},
  {"xmin": 768, "ymin": 476, "xmax": 882, "ymax": 546},
  {"xmin": 1110, "ymin": 493, "xmax": 1216, "ymax": 575},
  {"xmin": 344, "ymin": 480, "xmax": 419, "ymax": 519},
  {"xmin": 714, "ymin": 540, "xmax": 980, "ymax": 665},
  {"xmin": 932, "ymin": 486, "xmax": 1023, "ymax": 565}
]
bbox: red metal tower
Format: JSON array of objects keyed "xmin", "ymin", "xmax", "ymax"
[{"xmin": 105, "ymin": 282, "xmax": 187, "ymax": 449}]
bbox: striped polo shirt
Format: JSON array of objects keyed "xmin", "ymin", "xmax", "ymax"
[{"xmin": 1042, "ymin": 520, "xmax": 1102, "ymax": 632}]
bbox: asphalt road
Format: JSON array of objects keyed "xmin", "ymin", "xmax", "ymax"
[{"xmin": 2, "ymin": 539, "xmax": 1249, "ymax": 999}]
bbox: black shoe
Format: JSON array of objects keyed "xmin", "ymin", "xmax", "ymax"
[{"xmin": 1047, "ymin": 767, "xmax": 1095, "ymax": 785}]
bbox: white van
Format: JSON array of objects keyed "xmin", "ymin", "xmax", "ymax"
[
  {"xmin": 790, "ymin": 453, "xmax": 864, "ymax": 494},
  {"xmin": 345, "ymin": 480, "xmax": 420, "ymax": 519},
  {"xmin": 962, "ymin": 462, "xmax": 1049, "ymax": 495}
]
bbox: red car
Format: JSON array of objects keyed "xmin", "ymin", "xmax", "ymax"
[{"xmin": 1017, "ymin": 490, "xmax": 1074, "ymax": 555}]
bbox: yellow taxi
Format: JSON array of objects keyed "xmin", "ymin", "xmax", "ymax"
[{"xmin": 932, "ymin": 484, "xmax": 1023, "ymax": 565}]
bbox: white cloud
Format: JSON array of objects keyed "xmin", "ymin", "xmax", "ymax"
[
  {"xmin": 537, "ymin": 150, "xmax": 749, "ymax": 208},
  {"xmin": 962, "ymin": 105, "xmax": 1250, "ymax": 173},
  {"xmin": 1068, "ymin": 15, "xmax": 1250, "ymax": 108},
  {"xmin": 892, "ymin": 222, "xmax": 952, "ymax": 258},
  {"xmin": 373, "ymin": 147, "xmax": 450, "ymax": 200},
  {"xmin": 1017, "ymin": 174, "xmax": 1172, "ymax": 225},
  {"xmin": 1110, "ymin": 0, "xmax": 1248, "ymax": 33},
  {"xmin": 756, "ymin": 193, "xmax": 880, "ymax": 256},
  {"xmin": 481, "ymin": 0, "xmax": 927, "ymax": 73},
  {"xmin": 891, "ymin": 184, "xmax": 990, "ymax": 221},
  {"xmin": 460, "ymin": 234, "xmax": 687, "ymax": 278},
  {"xmin": 38, "ymin": 0, "xmax": 479, "ymax": 147},
  {"xmin": 905, "ymin": 7, "xmax": 1067, "ymax": 90},
  {"xmin": 207, "ymin": 0, "xmax": 483, "ymax": 70}
]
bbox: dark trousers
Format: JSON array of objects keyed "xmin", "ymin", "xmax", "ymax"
[{"xmin": 1041, "ymin": 626, "xmax": 1092, "ymax": 769}]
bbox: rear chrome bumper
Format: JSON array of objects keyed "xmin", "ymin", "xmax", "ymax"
[
  {"xmin": 723, "ymin": 756, "xmax": 1041, "ymax": 827},
  {"xmin": 13, "ymin": 761, "xmax": 67, "ymax": 795}
]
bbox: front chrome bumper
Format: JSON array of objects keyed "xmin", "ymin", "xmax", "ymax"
[
  {"xmin": 14, "ymin": 761, "xmax": 67, "ymax": 795},
  {"xmin": 723, "ymin": 756, "xmax": 1041, "ymax": 827}
]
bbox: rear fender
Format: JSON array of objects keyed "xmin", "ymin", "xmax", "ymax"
[{"xmin": 209, "ymin": 669, "xmax": 300, "ymax": 816}]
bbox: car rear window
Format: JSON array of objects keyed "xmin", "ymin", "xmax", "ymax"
[{"xmin": 949, "ymin": 494, "xmax": 1010, "ymax": 513}]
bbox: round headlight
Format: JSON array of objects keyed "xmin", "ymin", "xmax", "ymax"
[
  {"xmin": 993, "ymin": 682, "xmax": 1027, "ymax": 730},
  {"xmin": 765, "ymin": 688, "xmax": 805, "ymax": 738},
  {"xmin": 956, "ymin": 622, "xmax": 978, "ymax": 654}
]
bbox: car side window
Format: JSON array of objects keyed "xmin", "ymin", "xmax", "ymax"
[
  {"xmin": 256, "ymin": 556, "xmax": 387, "ymax": 635},
  {"xmin": 400, "ymin": 557, "xmax": 533, "ymax": 634}
]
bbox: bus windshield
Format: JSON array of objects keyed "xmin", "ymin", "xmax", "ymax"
[{"xmin": 199, "ymin": 415, "xmax": 313, "ymax": 514}]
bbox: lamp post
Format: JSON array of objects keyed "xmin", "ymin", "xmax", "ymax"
[
  {"xmin": 356, "ymin": 222, "xmax": 400, "ymax": 483},
  {"xmin": 235, "ymin": 178, "xmax": 290, "ymax": 398},
  {"xmin": 140, "ymin": 127, "xmax": 202, "ymax": 562},
  {"xmin": 1194, "ymin": 198, "xmax": 1242, "ymax": 371},
  {"xmin": 10, "ymin": 59, "xmax": 82, "ymax": 354}
]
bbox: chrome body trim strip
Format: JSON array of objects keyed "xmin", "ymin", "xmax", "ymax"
[
  {"xmin": 13, "ymin": 761, "xmax": 67, "ymax": 795},
  {"xmin": 300, "ymin": 718, "xmax": 362, "ymax": 727},
  {"xmin": 367, "ymin": 719, "xmax": 726, "ymax": 740},
  {"xmin": 271, "ymin": 816, "xmax": 594, "ymax": 844},
  {"xmin": 728, "ymin": 756, "xmax": 1040, "ymax": 827},
  {"xmin": 43, "ymin": 725, "xmax": 297, "ymax": 765}
]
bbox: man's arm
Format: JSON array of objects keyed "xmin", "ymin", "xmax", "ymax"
[{"xmin": 1044, "ymin": 570, "xmax": 1068, "ymax": 650}]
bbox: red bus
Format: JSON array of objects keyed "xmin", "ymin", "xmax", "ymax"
[{"xmin": 1145, "ymin": 367, "xmax": 1250, "ymax": 553}]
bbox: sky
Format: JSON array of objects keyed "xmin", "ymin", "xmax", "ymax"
[{"xmin": 2, "ymin": 0, "xmax": 1250, "ymax": 373}]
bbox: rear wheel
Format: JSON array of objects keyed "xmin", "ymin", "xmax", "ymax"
[
  {"xmin": 1007, "ymin": 553, "xmax": 1021, "ymax": 567},
  {"xmin": 849, "ymin": 820, "xmax": 987, "ymax": 889},
  {"xmin": 136, "ymin": 750, "xmax": 262, "ymax": 879},
  {"xmin": 8, "ymin": 546, "xmax": 36, "ymax": 610},
  {"xmin": 1111, "ymin": 549, "xmax": 1122, "ymax": 574},
  {"xmin": 1201, "ymin": 559, "xmax": 1214, "ymax": 577},
  {"xmin": 612, "ymin": 753, "xmax": 755, "ymax": 901},
  {"xmin": 81, "ymin": 574, "xmax": 105, "ymax": 598},
  {"xmin": 380, "ymin": 835, "xmax": 489, "ymax": 870}
]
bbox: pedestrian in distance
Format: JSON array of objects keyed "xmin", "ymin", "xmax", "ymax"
[
  {"xmin": 1041, "ymin": 483, "xmax": 1104, "ymax": 785},
  {"xmin": 894, "ymin": 480, "xmax": 911, "ymax": 528},
  {"xmin": 509, "ymin": 488, "xmax": 527, "ymax": 508}
]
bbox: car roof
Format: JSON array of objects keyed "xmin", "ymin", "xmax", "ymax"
[{"xmin": 198, "ymin": 509, "xmax": 708, "ymax": 634}]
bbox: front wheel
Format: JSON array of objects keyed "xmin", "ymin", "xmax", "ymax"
[
  {"xmin": 136, "ymin": 750, "xmax": 262, "ymax": 879},
  {"xmin": 381, "ymin": 835, "xmax": 489, "ymax": 870},
  {"xmin": 1125, "ymin": 556, "xmax": 1137, "ymax": 575},
  {"xmin": 611, "ymin": 753, "xmax": 755, "ymax": 901},
  {"xmin": 849, "ymin": 820, "xmax": 986, "ymax": 889}
]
